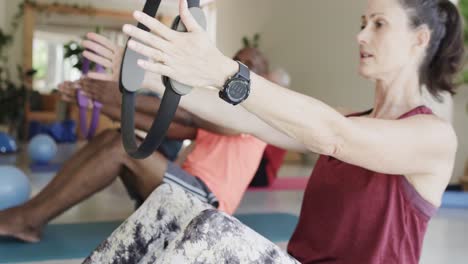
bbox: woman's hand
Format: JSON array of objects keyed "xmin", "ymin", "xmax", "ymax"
[
  {"xmin": 122, "ymin": 0, "xmax": 238, "ymax": 89},
  {"xmin": 81, "ymin": 33, "xmax": 124, "ymax": 82},
  {"xmin": 141, "ymin": 72, "xmax": 166, "ymax": 95}
]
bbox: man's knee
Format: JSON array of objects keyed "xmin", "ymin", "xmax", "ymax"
[
  {"xmin": 93, "ymin": 131, "xmax": 125, "ymax": 158},
  {"xmin": 106, "ymin": 134, "xmax": 125, "ymax": 153}
]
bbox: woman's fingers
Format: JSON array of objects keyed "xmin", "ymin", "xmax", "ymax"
[
  {"xmin": 82, "ymin": 40, "xmax": 114, "ymax": 60},
  {"xmin": 83, "ymin": 51, "xmax": 113, "ymax": 68},
  {"xmin": 123, "ymin": 24, "xmax": 171, "ymax": 53},
  {"xmin": 128, "ymin": 40, "xmax": 167, "ymax": 64},
  {"xmin": 132, "ymin": 11, "xmax": 176, "ymax": 41},
  {"xmin": 86, "ymin": 32, "xmax": 118, "ymax": 52}
]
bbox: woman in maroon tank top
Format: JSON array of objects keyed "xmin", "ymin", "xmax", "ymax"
[{"xmin": 88, "ymin": 0, "xmax": 465, "ymax": 263}]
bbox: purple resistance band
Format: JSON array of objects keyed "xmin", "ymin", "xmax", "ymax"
[{"xmin": 77, "ymin": 57, "xmax": 104, "ymax": 140}]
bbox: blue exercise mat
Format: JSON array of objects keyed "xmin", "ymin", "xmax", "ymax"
[
  {"xmin": 0, "ymin": 213, "xmax": 298, "ymax": 263},
  {"xmin": 441, "ymin": 191, "xmax": 468, "ymax": 208},
  {"xmin": 0, "ymin": 221, "xmax": 121, "ymax": 263},
  {"xmin": 29, "ymin": 162, "xmax": 63, "ymax": 173},
  {"xmin": 236, "ymin": 212, "xmax": 299, "ymax": 242}
]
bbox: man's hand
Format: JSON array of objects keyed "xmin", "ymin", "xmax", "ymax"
[
  {"xmin": 82, "ymin": 32, "xmax": 124, "ymax": 82},
  {"xmin": 80, "ymin": 78, "xmax": 122, "ymax": 106}
]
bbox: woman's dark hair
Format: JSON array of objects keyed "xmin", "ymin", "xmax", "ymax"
[{"xmin": 399, "ymin": 0, "xmax": 464, "ymax": 100}]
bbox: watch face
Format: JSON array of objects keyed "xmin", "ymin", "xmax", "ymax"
[{"xmin": 227, "ymin": 79, "xmax": 249, "ymax": 102}]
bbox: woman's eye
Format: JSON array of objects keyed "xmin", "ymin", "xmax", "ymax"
[{"xmin": 375, "ymin": 21, "xmax": 384, "ymax": 28}]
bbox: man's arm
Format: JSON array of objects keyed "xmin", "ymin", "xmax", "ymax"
[
  {"xmin": 134, "ymin": 95, "xmax": 195, "ymax": 127},
  {"xmin": 132, "ymin": 96, "xmax": 240, "ymax": 136},
  {"xmin": 79, "ymin": 78, "xmax": 197, "ymax": 127},
  {"xmin": 101, "ymin": 105, "xmax": 197, "ymax": 140}
]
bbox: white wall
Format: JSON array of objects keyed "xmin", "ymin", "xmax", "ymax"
[
  {"xmin": 450, "ymin": 0, "xmax": 467, "ymax": 184},
  {"xmin": 267, "ymin": 0, "xmax": 372, "ymax": 107},
  {"xmin": 216, "ymin": 0, "xmax": 273, "ymax": 57},
  {"xmin": 215, "ymin": 0, "xmax": 372, "ymax": 107},
  {"xmin": 453, "ymin": 88, "xmax": 468, "ymax": 182},
  {"xmin": 217, "ymin": 0, "xmax": 371, "ymax": 108},
  {"xmin": 0, "ymin": 0, "xmax": 6, "ymax": 30}
]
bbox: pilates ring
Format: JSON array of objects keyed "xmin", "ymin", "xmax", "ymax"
[{"xmin": 119, "ymin": 0, "xmax": 207, "ymax": 159}]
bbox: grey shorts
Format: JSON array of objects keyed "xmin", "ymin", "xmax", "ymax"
[{"xmin": 127, "ymin": 162, "xmax": 219, "ymax": 209}]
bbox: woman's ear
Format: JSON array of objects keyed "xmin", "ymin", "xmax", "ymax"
[{"xmin": 414, "ymin": 24, "xmax": 431, "ymax": 52}]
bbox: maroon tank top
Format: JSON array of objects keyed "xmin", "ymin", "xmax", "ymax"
[{"xmin": 287, "ymin": 106, "xmax": 437, "ymax": 264}]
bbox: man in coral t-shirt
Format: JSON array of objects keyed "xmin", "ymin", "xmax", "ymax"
[{"xmin": 182, "ymin": 129, "xmax": 266, "ymax": 214}]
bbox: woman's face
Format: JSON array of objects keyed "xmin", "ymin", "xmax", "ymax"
[{"xmin": 357, "ymin": 0, "xmax": 422, "ymax": 81}]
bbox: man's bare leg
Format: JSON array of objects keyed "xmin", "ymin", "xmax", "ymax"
[
  {"xmin": 25, "ymin": 130, "xmax": 120, "ymax": 209},
  {"xmin": 119, "ymin": 150, "xmax": 169, "ymax": 202},
  {"xmin": 0, "ymin": 130, "xmax": 134, "ymax": 242},
  {"xmin": 0, "ymin": 129, "xmax": 171, "ymax": 243}
]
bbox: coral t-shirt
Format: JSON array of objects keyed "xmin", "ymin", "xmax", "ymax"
[{"xmin": 182, "ymin": 129, "xmax": 267, "ymax": 214}]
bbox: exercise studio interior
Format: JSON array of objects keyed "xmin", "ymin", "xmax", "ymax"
[{"xmin": 0, "ymin": 0, "xmax": 468, "ymax": 263}]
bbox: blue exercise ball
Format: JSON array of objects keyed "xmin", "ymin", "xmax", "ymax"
[
  {"xmin": 0, "ymin": 132, "xmax": 18, "ymax": 154},
  {"xmin": 28, "ymin": 134, "xmax": 57, "ymax": 163},
  {"xmin": 0, "ymin": 166, "xmax": 31, "ymax": 210}
]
